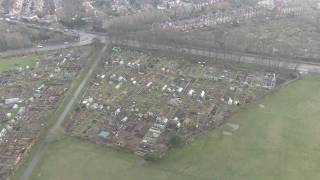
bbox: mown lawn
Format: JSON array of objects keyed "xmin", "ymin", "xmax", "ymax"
[
  {"xmin": 29, "ymin": 76, "xmax": 320, "ymax": 180},
  {"xmin": 0, "ymin": 55, "xmax": 40, "ymax": 72}
]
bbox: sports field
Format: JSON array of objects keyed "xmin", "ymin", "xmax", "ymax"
[{"xmin": 23, "ymin": 76, "xmax": 320, "ymax": 180}]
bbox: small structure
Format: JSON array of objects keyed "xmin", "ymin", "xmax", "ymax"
[
  {"xmin": 99, "ymin": 131, "xmax": 110, "ymax": 139},
  {"xmin": 5, "ymin": 98, "xmax": 21, "ymax": 105}
]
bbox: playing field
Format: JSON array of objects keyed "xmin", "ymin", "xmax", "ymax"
[{"xmin": 24, "ymin": 76, "xmax": 320, "ymax": 180}]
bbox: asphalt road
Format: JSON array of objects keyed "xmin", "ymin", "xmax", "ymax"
[
  {"xmin": 0, "ymin": 32, "xmax": 97, "ymax": 58},
  {"xmin": 0, "ymin": 18, "xmax": 100, "ymax": 58},
  {"xmin": 0, "ymin": 18, "xmax": 318, "ymax": 180},
  {"xmin": 19, "ymin": 44, "xmax": 108, "ymax": 180},
  {"xmin": 2, "ymin": 19, "xmax": 320, "ymax": 73}
]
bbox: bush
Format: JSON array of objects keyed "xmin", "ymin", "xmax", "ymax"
[
  {"xmin": 169, "ymin": 134, "xmax": 184, "ymax": 147},
  {"xmin": 144, "ymin": 153, "xmax": 160, "ymax": 162},
  {"xmin": 60, "ymin": 18, "xmax": 87, "ymax": 28}
]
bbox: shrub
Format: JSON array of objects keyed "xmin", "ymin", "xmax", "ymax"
[
  {"xmin": 169, "ymin": 134, "xmax": 184, "ymax": 147},
  {"xmin": 144, "ymin": 153, "xmax": 161, "ymax": 162}
]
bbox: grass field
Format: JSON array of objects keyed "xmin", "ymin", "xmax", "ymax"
[
  {"xmin": 28, "ymin": 76, "xmax": 320, "ymax": 180},
  {"xmin": 0, "ymin": 55, "xmax": 40, "ymax": 72}
]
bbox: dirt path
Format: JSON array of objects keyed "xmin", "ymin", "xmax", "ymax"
[{"xmin": 19, "ymin": 44, "xmax": 108, "ymax": 180}]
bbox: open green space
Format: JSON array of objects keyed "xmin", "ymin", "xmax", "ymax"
[
  {"xmin": 0, "ymin": 55, "xmax": 40, "ymax": 72},
  {"xmin": 23, "ymin": 76, "xmax": 320, "ymax": 180}
]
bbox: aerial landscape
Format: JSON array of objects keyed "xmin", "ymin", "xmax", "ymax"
[{"xmin": 0, "ymin": 0, "xmax": 319, "ymax": 180}]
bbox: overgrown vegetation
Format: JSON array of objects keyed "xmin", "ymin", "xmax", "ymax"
[
  {"xmin": 169, "ymin": 135, "xmax": 184, "ymax": 148},
  {"xmin": 144, "ymin": 153, "xmax": 161, "ymax": 162},
  {"xmin": 0, "ymin": 21, "xmax": 77, "ymax": 51},
  {"xmin": 60, "ymin": 18, "xmax": 87, "ymax": 29}
]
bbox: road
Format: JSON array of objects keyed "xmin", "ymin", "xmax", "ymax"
[
  {"xmin": 2, "ymin": 19, "xmax": 320, "ymax": 73},
  {"xmin": 19, "ymin": 44, "xmax": 108, "ymax": 180},
  {"xmin": 0, "ymin": 17, "xmax": 316, "ymax": 180},
  {"xmin": 0, "ymin": 30, "xmax": 97, "ymax": 58},
  {"xmin": 0, "ymin": 18, "xmax": 100, "ymax": 58},
  {"xmin": 0, "ymin": 40, "xmax": 89, "ymax": 58}
]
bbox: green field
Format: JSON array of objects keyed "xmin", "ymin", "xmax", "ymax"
[
  {"xmin": 0, "ymin": 55, "xmax": 40, "ymax": 72},
  {"xmin": 27, "ymin": 76, "xmax": 320, "ymax": 180}
]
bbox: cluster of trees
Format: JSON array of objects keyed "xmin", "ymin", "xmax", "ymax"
[
  {"xmin": 143, "ymin": 134, "xmax": 184, "ymax": 162},
  {"xmin": 0, "ymin": 23, "xmax": 78, "ymax": 51},
  {"xmin": 169, "ymin": 134, "xmax": 184, "ymax": 147},
  {"xmin": 0, "ymin": 33, "xmax": 32, "ymax": 51},
  {"xmin": 60, "ymin": 18, "xmax": 87, "ymax": 28},
  {"xmin": 103, "ymin": 9, "xmax": 170, "ymax": 32}
]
